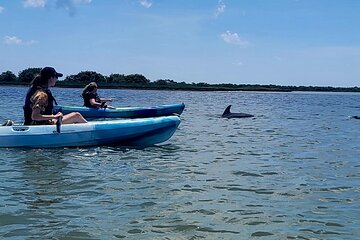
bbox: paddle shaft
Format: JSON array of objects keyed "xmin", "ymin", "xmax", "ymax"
[{"xmin": 56, "ymin": 116, "xmax": 63, "ymax": 133}]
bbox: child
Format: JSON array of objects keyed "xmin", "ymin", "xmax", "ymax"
[{"xmin": 82, "ymin": 82, "xmax": 114, "ymax": 108}]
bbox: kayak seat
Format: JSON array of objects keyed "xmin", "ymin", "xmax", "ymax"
[{"xmin": 2, "ymin": 120, "xmax": 14, "ymax": 126}]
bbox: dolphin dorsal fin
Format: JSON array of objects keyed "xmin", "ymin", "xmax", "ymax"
[{"xmin": 222, "ymin": 105, "xmax": 232, "ymax": 116}]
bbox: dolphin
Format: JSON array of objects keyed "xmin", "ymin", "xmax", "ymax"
[
  {"xmin": 351, "ymin": 116, "xmax": 360, "ymax": 119},
  {"xmin": 221, "ymin": 105, "xmax": 254, "ymax": 118}
]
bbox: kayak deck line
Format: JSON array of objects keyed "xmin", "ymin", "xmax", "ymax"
[
  {"xmin": 53, "ymin": 103, "xmax": 185, "ymax": 119},
  {"xmin": 0, "ymin": 115, "xmax": 181, "ymax": 148}
]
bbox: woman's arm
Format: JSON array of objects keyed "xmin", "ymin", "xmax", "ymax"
[
  {"xmin": 31, "ymin": 108, "xmax": 63, "ymax": 121},
  {"xmin": 89, "ymin": 98, "xmax": 103, "ymax": 108},
  {"xmin": 30, "ymin": 90, "xmax": 63, "ymax": 122}
]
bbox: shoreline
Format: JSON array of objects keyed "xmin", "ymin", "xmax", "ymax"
[{"xmin": 1, "ymin": 82, "xmax": 359, "ymax": 93}]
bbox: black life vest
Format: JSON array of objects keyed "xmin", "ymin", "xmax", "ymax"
[
  {"xmin": 83, "ymin": 92, "xmax": 101, "ymax": 108},
  {"xmin": 23, "ymin": 86, "xmax": 57, "ymax": 125}
]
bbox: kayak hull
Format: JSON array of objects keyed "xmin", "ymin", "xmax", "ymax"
[
  {"xmin": 0, "ymin": 116, "xmax": 180, "ymax": 148},
  {"xmin": 53, "ymin": 103, "xmax": 185, "ymax": 119}
]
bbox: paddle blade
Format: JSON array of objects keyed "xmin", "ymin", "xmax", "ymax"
[{"xmin": 56, "ymin": 116, "xmax": 63, "ymax": 133}]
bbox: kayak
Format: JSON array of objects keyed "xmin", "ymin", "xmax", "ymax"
[
  {"xmin": 53, "ymin": 103, "xmax": 185, "ymax": 119},
  {"xmin": 0, "ymin": 116, "xmax": 180, "ymax": 148}
]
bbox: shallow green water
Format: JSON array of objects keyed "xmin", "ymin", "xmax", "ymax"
[{"xmin": 0, "ymin": 86, "xmax": 359, "ymax": 239}]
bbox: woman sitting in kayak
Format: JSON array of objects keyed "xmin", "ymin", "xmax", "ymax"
[
  {"xmin": 23, "ymin": 67, "xmax": 87, "ymax": 125},
  {"xmin": 82, "ymin": 82, "xmax": 114, "ymax": 108}
]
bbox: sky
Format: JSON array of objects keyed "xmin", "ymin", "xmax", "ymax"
[{"xmin": 0, "ymin": 0, "xmax": 360, "ymax": 87}]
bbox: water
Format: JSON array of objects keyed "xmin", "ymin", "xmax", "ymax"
[{"xmin": 0, "ymin": 86, "xmax": 359, "ymax": 239}]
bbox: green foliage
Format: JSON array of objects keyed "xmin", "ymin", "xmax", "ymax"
[
  {"xmin": 18, "ymin": 68, "xmax": 41, "ymax": 83},
  {"xmin": 153, "ymin": 79, "xmax": 177, "ymax": 85},
  {"xmin": 107, "ymin": 74, "xmax": 126, "ymax": 83},
  {"xmin": 64, "ymin": 71, "xmax": 106, "ymax": 83},
  {"xmin": 195, "ymin": 82, "xmax": 210, "ymax": 87},
  {"xmin": 124, "ymin": 74, "xmax": 150, "ymax": 84},
  {"xmin": 63, "ymin": 72, "xmax": 150, "ymax": 86},
  {"xmin": 0, "ymin": 71, "xmax": 17, "ymax": 82},
  {"xmin": 1, "ymin": 67, "xmax": 359, "ymax": 92}
]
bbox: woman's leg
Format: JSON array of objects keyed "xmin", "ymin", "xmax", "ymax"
[{"xmin": 62, "ymin": 112, "xmax": 87, "ymax": 124}]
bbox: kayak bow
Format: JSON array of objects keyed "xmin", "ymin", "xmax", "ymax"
[
  {"xmin": 53, "ymin": 103, "xmax": 185, "ymax": 119},
  {"xmin": 0, "ymin": 116, "xmax": 180, "ymax": 148}
]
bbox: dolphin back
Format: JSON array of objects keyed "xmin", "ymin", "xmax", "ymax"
[
  {"xmin": 222, "ymin": 105, "xmax": 232, "ymax": 116},
  {"xmin": 222, "ymin": 105, "xmax": 254, "ymax": 118}
]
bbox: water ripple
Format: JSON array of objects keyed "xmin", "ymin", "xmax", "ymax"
[{"xmin": 1, "ymin": 87, "xmax": 360, "ymax": 239}]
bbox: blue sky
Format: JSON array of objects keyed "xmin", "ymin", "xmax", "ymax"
[{"xmin": 1, "ymin": 0, "xmax": 359, "ymax": 87}]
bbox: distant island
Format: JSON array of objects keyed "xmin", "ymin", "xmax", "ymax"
[{"xmin": 1, "ymin": 67, "xmax": 359, "ymax": 92}]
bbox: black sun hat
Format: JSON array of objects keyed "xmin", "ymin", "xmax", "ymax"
[{"xmin": 40, "ymin": 67, "xmax": 63, "ymax": 79}]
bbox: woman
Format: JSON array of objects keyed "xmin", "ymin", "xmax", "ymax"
[
  {"xmin": 23, "ymin": 67, "xmax": 87, "ymax": 125},
  {"xmin": 82, "ymin": 82, "xmax": 113, "ymax": 108}
]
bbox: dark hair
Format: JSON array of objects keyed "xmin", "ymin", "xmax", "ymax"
[
  {"xmin": 31, "ymin": 67, "xmax": 62, "ymax": 86},
  {"xmin": 31, "ymin": 74, "xmax": 49, "ymax": 86},
  {"xmin": 82, "ymin": 82, "xmax": 98, "ymax": 97}
]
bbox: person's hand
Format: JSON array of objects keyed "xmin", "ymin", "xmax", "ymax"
[{"xmin": 54, "ymin": 112, "xmax": 63, "ymax": 119}]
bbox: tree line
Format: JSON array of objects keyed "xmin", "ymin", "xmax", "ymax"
[
  {"xmin": 0, "ymin": 68, "xmax": 151, "ymax": 85},
  {"xmin": 1, "ymin": 67, "xmax": 359, "ymax": 92}
]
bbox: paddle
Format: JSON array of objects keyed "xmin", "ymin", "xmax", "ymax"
[
  {"xmin": 56, "ymin": 116, "xmax": 63, "ymax": 133},
  {"xmin": 101, "ymin": 102, "xmax": 107, "ymax": 108}
]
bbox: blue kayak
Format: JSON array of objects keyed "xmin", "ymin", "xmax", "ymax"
[
  {"xmin": 53, "ymin": 103, "xmax": 185, "ymax": 119},
  {"xmin": 0, "ymin": 116, "xmax": 180, "ymax": 148}
]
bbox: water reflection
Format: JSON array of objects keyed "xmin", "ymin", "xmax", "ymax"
[
  {"xmin": 1, "ymin": 87, "xmax": 359, "ymax": 239},
  {"xmin": 0, "ymin": 149, "xmax": 69, "ymax": 238},
  {"xmin": 20, "ymin": 149, "xmax": 68, "ymax": 206}
]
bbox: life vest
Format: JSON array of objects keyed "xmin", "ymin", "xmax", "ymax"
[
  {"xmin": 83, "ymin": 92, "xmax": 101, "ymax": 108},
  {"xmin": 23, "ymin": 86, "xmax": 57, "ymax": 125}
]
